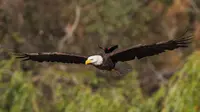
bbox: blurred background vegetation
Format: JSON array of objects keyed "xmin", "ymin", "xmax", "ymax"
[{"xmin": 0, "ymin": 0, "xmax": 200, "ymax": 111}]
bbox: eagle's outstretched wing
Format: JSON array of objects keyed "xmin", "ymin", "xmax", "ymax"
[
  {"xmin": 16, "ymin": 52, "xmax": 87, "ymax": 64},
  {"xmin": 110, "ymin": 34, "xmax": 192, "ymax": 62}
]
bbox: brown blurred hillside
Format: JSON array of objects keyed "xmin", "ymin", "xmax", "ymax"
[
  {"xmin": 1, "ymin": 1, "xmax": 197, "ymax": 62},
  {"xmin": 0, "ymin": 0, "xmax": 198, "ymax": 93},
  {"xmin": 0, "ymin": 0, "xmax": 199, "ymax": 110}
]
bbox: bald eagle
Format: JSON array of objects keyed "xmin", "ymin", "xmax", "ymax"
[{"xmin": 16, "ymin": 34, "xmax": 192, "ymax": 75}]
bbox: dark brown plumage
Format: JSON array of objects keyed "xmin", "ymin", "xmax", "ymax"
[
  {"xmin": 110, "ymin": 36, "xmax": 191, "ymax": 62},
  {"xmin": 16, "ymin": 52, "xmax": 87, "ymax": 64},
  {"xmin": 16, "ymin": 32, "xmax": 192, "ymax": 75},
  {"xmin": 101, "ymin": 45, "xmax": 118, "ymax": 53}
]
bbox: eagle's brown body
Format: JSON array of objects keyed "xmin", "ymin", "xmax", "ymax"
[{"xmin": 95, "ymin": 54, "xmax": 115, "ymax": 71}]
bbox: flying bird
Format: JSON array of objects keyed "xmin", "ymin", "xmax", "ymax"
[{"xmin": 16, "ymin": 33, "xmax": 192, "ymax": 75}]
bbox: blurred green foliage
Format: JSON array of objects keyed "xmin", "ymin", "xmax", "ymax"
[
  {"xmin": 0, "ymin": 0, "xmax": 199, "ymax": 112},
  {"xmin": 0, "ymin": 52, "xmax": 200, "ymax": 112}
]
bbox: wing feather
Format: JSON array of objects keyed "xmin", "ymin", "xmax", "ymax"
[
  {"xmin": 110, "ymin": 34, "xmax": 192, "ymax": 62},
  {"xmin": 105, "ymin": 45, "xmax": 118, "ymax": 53},
  {"xmin": 16, "ymin": 52, "xmax": 87, "ymax": 64}
]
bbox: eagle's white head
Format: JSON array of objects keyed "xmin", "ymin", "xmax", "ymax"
[{"xmin": 85, "ymin": 55, "xmax": 103, "ymax": 65}]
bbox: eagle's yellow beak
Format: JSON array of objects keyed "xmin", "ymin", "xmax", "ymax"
[{"xmin": 85, "ymin": 59, "xmax": 92, "ymax": 65}]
